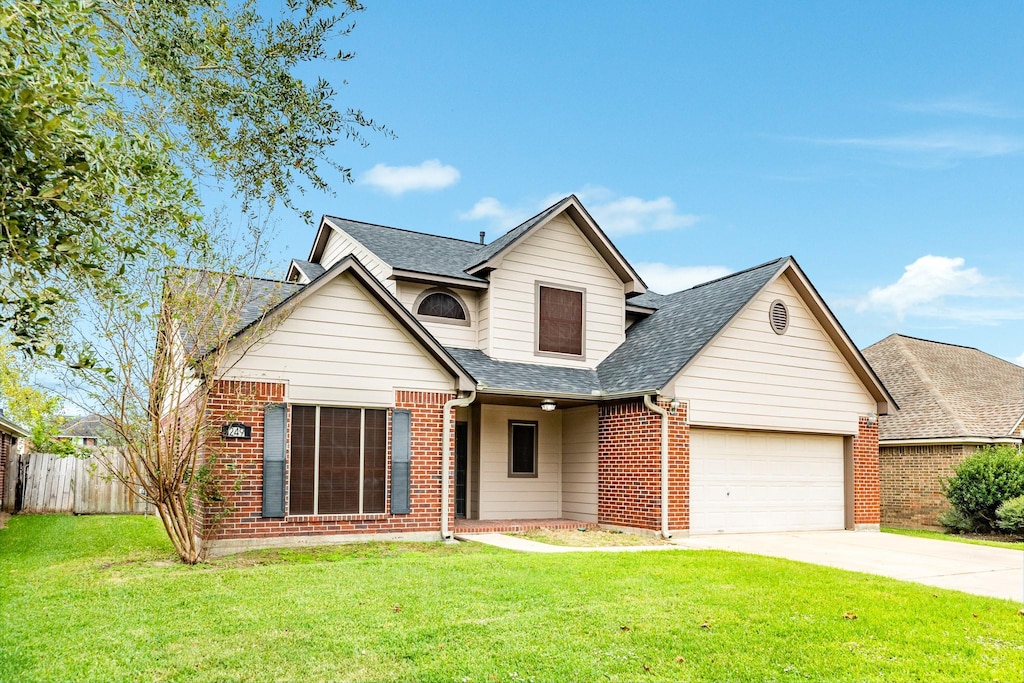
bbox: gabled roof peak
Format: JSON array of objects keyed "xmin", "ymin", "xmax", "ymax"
[{"xmin": 322, "ymin": 215, "xmax": 484, "ymax": 246}]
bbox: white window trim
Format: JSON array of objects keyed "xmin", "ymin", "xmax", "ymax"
[{"xmin": 412, "ymin": 287, "xmax": 472, "ymax": 327}]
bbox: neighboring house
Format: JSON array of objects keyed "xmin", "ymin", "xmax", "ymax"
[
  {"xmin": 182, "ymin": 195, "xmax": 893, "ymax": 556},
  {"xmin": 0, "ymin": 407, "xmax": 29, "ymax": 512},
  {"xmin": 862, "ymin": 334, "xmax": 1024, "ymax": 528},
  {"xmin": 57, "ymin": 414, "xmax": 105, "ymax": 447}
]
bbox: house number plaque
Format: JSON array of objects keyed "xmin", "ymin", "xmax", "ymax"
[{"xmin": 221, "ymin": 422, "xmax": 252, "ymax": 439}]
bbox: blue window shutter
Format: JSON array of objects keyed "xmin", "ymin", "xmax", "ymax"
[
  {"xmin": 262, "ymin": 404, "xmax": 287, "ymax": 518},
  {"xmin": 391, "ymin": 409, "xmax": 411, "ymax": 514}
]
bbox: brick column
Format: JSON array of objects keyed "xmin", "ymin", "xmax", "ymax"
[
  {"xmin": 598, "ymin": 398, "xmax": 689, "ymax": 534},
  {"xmin": 852, "ymin": 416, "xmax": 880, "ymax": 529},
  {"xmin": 394, "ymin": 390, "xmax": 456, "ymax": 532}
]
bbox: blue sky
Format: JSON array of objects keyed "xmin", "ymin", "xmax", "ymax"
[{"xmin": 236, "ymin": 1, "xmax": 1024, "ymax": 363}]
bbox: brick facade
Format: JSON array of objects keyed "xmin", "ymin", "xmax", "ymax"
[
  {"xmin": 597, "ymin": 398, "xmax": 689, "ymax": 533},
  {"xmin": 880, "ymin": 443, "xmax": 972, "ymax": 528},
  {"xmin": 852, "ymin": 416, "xmax": 880, "ymax": 527},
  {"xmin": 201, "ymin": 381, "xmax": 454, "ymax": 551},
  {"xmin": 0, "ymin": 432, "xmax": 10, "ymax": 511}
]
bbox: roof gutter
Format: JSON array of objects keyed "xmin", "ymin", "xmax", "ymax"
[
  {"xmin": 441, "ymin": 390, "xmax": 476, "ymax": 540},
  {"xmin": 643, "ymin": 394, "xmax": 671, "ymax": 539}
]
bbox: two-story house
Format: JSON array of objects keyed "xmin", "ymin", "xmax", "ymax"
[{"xmin": 193, "ymin": 195, "xmax": 893, "ymax": 557}]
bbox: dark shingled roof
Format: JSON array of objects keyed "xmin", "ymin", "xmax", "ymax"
[
  {"xmin": 862, "ymin": 334, "xmax": 1024, "ymax": 441},
  {"xmin": 290, "ymin": 259, "xmax": 325, "ymax": 281},
  {"xmin": 627, "ymin": 290, "xmax": 667, "ymax": 310},
  {"xmin": 597, "ymin": 258, "xmax": 789, "ymax": 395},
  {"xmin": 324, "ymin": 217, "xmax": 488, "ymax": 284},
  {"xmin": 464, "ymin": 198, "xmax": 570, "ymax": 271},
  {"xmin": 178, "ymin": 270, "xmax": 302, "ymax": 355},
  {"xmin": 446, "ymin": 348, "xmax": 602, "ymax": 396}
]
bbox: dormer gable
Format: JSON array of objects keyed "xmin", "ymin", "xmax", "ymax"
[{"xmin": 465, "ymin": 195, "xmax": 647, "ymax": 296}]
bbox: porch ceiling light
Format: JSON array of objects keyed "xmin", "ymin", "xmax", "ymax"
[{"xmin": 540, "ymin": 399, "xmax": 557, "ymax": 412}]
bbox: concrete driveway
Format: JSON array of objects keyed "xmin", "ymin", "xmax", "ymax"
[{"xmin": 672, "ymin": 531, "xmax": 1023, "ymax": 602}]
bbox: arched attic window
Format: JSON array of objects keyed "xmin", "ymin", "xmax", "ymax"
[{"xmin": 414, "ymin": 289, "xmax": 470, "ymax": 325}]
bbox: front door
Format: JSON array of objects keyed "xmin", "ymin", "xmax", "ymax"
[{"xmin": 455, "ymin": 421, "xmax": 468, "ymax": 518}]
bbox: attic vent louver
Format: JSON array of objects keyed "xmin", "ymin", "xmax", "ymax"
[{"xmin": 769, "ymin": 299, "xmax": 789, "ymax": 335}]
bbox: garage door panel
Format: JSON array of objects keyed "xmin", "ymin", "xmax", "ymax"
[{"xmin": 690, "ymin": 428, "xmax": 845, "ymax": 534}]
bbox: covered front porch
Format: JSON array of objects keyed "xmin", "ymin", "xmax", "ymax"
[{"xmin": 453, "ymin": 393, "xmax": 601, "ymax": 525}]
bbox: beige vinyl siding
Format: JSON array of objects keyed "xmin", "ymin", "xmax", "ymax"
[
  {"xmin": 477, "ymin": 404, "xmax": 561, "ymax": 519},
  {"xmin": 320, "ymin": 220, "xmax": 395, "ymax": 292},
  {"xmin": 396, "ymin": 282, "xmax": 478, "ymax": 349},
  {"xmin": 672, "ymin": 273, "xmax": 875, "ymax": 435},
  {"xmin": 487, "ymin": 215, "xmax": 625, "ymax": 368},
  {"xmin": 560, "ymin": 406, "xmax": 598, "ymax": 522},
  {"xmin": 477, "ymin": 288, "xmax": 491, "ymax": 354},
  {"xmin": 223, "ymin": 272, "xmax": 455, "ymax": 406}
]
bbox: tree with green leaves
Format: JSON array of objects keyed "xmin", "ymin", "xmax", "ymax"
[
  {"xmin": 1, "ymin": 0, "xmax": 389, "ymax": 361},
  {"xmin": 0, "ymin": 342, "xmax": 79, "ymax": 455}
]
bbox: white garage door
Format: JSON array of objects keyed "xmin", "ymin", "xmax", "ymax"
[{"xmin": 690, "ymin": 429, "xmax": 846, "ymax": 534}]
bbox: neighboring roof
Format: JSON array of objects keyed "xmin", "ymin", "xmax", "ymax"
[
  {"xmin": 862, "ymin": 334, "xmax": 1024, "ymax": 441},
  {"xmin": 321, "ymin": 217, "xmax": 488, "ymax": 284},
  {"xmin": 446, "ymin": 348, "xmax": 602, "ymax": 397},
  {"xmin": 0, "ymin": 408, "xmax": 28, "ymax": 438},
  {"xmin": 598, "ymin": 258, "xmax": 789, "ymax": 395},
  {"xmin": 61, "ymin": 414, "xmax": 104, "ymax": 438}
]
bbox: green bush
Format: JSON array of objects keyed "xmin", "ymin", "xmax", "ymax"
[
  {"xmin": 941, "ymin": 445, "xmax": 1024, "ymax": 532},
  {"xmin": 937, "ymin": 507, "xmax": 976, "ymax": 533},
  {"xmin": 996, "ymin": 495, "xmax": 1024, "ymax": 536}
]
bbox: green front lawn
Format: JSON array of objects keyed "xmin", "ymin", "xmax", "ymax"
[
  {"xmin": 2, "ymin": 516, "xmax": 1022, "ymax": 682},
  {"xmin": 884, "ymin": 526, "xmax": 1024, "ymax": 551}
]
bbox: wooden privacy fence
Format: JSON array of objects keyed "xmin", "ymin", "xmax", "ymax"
[{"xmin": 4, "ymin": 449, "xmax": 152, "ymax": 515}]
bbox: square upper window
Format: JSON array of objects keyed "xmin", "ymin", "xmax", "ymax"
[{"xmin": 537, "ymin": 285, "xmax": 583, "ymax": 356}]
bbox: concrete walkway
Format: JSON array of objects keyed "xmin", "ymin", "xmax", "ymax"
[
  {"xmin": 454, "ymin": 532, "xmax": 681, "ymax": 553},
  {"xmin": 672, "ymin": 530, "xmax": 1024, "ymax": 602}
]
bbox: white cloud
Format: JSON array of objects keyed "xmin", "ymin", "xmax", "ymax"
[
  {"xmin": 457, "ymin": 197, "xmax": 525, "ymax": 225},
  {"xmin": 636, "ymin": 262, "xmax": 732, "ymax": 294},
  {"xmin": 1015, "ymin": 352, "xmax": 1024, "ymax": 366},
  {"xmin": 460, "ymin": 186, "xmax": 700, "ymax": 236},
  {"xmin": 586, "ymin": 195, "xmax": 700, "ymax": 236},
  {"xmin": 804, "ymin": 131, "xmax": 1024, "ymax": 159},
  {"xmin": 359, "ymin": 159, "xmax": 460, "ymax": 195},
  {"xmin": 895, "ymin": 96, "xmax": 1021, "ymax": 119},
  {"xmin": 857, "ymin": 255, "xmax": 987, "ymax": 317}
]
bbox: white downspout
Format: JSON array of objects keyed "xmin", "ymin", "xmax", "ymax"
[
  {"xmin": 442, "ymin": 389, "xmax": 476, "ymax": 540},
  {"xmin": 643, "ymin": 393, "xmax": 671, "ymax": 539}
]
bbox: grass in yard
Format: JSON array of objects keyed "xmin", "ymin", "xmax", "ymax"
[
  {"xmin": 1, "ymin": 515, "xmax": 1023, "ymax": 682},
  {"xmin": 884, "ymin": 526, "xmax": 1024, "ymax": 551},
  {"xmin": 509, "ymin": 526, "xmax": 671, "ymax": 547}
]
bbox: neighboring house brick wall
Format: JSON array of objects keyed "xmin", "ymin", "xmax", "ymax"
[
  {"xmin": 597, "ymin": 398, "xmax": 688, "ymax": 533},
  {"xmin": 853, "ymin": 417, "xmax": 880, "ymax": 527},
  {"xmin": 202, "ymin": 381, "xmax": 453, "ymax": 547},
  {"xmin": 0, "ymin": 432, "xmax": 9, "ymax": 510},
  {"xmin": 879, "ymin": 443, "xmax": 972, "ymax": 528}
]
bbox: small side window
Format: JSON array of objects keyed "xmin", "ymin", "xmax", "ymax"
[{"xmin": 508, "ymin": 421, "xmax": 538, "ymax": 478}]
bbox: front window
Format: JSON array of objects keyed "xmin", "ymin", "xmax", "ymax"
[
  {"xmin": 508, "ymin": 421, "xmax": 538, "ymax": 478},
  {"xmin": 537, "ymin": 285, "xmax": 583, "ymax": 356},
  {"xmin": 289, "ymin": 406, "xmax": 387, "ymax": 515}
]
